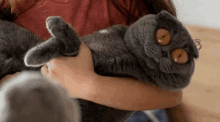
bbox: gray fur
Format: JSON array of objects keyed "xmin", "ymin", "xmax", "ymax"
[
  {"xmin": 0, "ymin": 11, "xmax": 199, "ymax": 122},
  {"xmin": 0, "ymin": 72, "xmax": 81, "ymax": 122}
]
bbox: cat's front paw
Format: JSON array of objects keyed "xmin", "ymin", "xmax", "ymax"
[
  {"xmin": 46, "ymin": 16, "xmax": 67, "ymax": 38},
  {"xmin": 46, "ymin": 16, "xmax": 81, "ymax": 56},
  {"xmin": 24, "ymin": 37, "xmax": 61, "ymax": 67}
]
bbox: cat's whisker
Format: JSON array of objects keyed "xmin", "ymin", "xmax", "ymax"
[
  {"xmin": 170, "ymin": 73, "xmax": 176, "ymax": 81},
  {"xmin": 155, "ymin": 58, "xmax": 160, "ymax": 63},
  {"xmin": 168, "ymin": 64, "xmax": 172, "ymax": 73},
  {"xmin": 165, "ymin": 64, "xmax": 170, "ymax": 73}
]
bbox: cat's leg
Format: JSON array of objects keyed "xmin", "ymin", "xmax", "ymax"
[
  {"xmin": 94, "ymin": 54, "xmax": 154, "ymax": 84},
  {"xmin": 24, "ymin": 37, "xmax": 63, "ymax": 67},
  {"xmin": 46, "ymin": 16, "xmax": 81, "ymax": 56},
  {"xmin": 24, "ymin": 16, "xmax": 81, "ymax": 67}
]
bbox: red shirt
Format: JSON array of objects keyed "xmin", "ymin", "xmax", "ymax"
[{"xmin": 14, "ymin": 0, "xmax": 148, "ymax": 40}]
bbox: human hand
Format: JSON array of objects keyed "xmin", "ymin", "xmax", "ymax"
[
  {"xmin": 41, "ymin": 42, "xmax": 97, "ymax": 98},
  {"xmin": 0, "ymin": 72, "xmax": 20, "ymax": 84},
  {"xmin": 7, "ymin": 0, "xmax": 37, "ymax": 13}
]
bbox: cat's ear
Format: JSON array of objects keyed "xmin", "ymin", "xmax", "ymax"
[
  {"xmin": 193, "ymin": 46, "xmax": 199, "ymax": 59},
  {"xmin": 157, "ymin": 10, "xmax": 176, "ymax": 19},
  {"xmin": 24, "ymin": 37, "xmax": 62, "ymax": 67},
  {"xmin": 190, "ymin": 41, "xmax": 199, "ymax": 59}
]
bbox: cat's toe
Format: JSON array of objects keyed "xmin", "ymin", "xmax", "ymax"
[
  {"xmin": 46, "ymin": 16, "xmax": 66, "ymax": 37},
  {"xmin": 46, "ymin": 16, "xmax": 65, "ymax": 28}
]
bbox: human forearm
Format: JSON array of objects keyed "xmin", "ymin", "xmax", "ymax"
[
  {"xmin": 41, "ymin": 42, "xmax": 182, "ymax": 111},
  {"xmin": 81, "ymin": 75, "xmax": 182, "ymax": 111}
]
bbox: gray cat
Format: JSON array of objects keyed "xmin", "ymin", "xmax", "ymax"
[
  {"xmin": 0, "ymin": 71, "xmax": 81, "ymax": 122},
  {"xmin": 0, "ymin": 11, "xmax": 199, "ymax": 122}
]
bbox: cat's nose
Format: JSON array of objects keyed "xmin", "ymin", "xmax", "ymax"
[
  {"xmin": 162, "ymin": 51, "xmax": 168, "ymax": 57},
  {"xmin": 154, "ymin": 51, "xmax": 168, "ymax": 63}
]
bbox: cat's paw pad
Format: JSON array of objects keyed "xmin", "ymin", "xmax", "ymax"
[{"xmin": 46, "ymin": 16, "xmax": 66, "ymax": 38}]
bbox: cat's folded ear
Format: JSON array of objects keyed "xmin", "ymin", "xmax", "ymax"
[
  {"xmin": 191, "ymin": 40, "xmax": 200, "ymax": 59},
  {"xmin": 157, "ymin": 10, "xmax": 176, "ymax": 19}
]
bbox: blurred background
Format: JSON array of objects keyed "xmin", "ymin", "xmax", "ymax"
[
  {"xmin": 166, "ymin": 0, "xmax": 220, "ymax": 122},
  {"xmin": 173, "ymin": 0, "xmax": 220, "ymax": 29}
]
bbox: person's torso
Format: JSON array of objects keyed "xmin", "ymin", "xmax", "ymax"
[{"xmin": 14, "ymin": 0, "xmax": 143, "ymax": 39}]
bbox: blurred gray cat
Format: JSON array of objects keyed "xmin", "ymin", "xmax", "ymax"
[
  {"xmin": 0, "ymin": 11, "xmax": 199, "ymax": 122},
  {"xmin": 0, "ymin": 72, "xmax": 81, "ymax": 122}
]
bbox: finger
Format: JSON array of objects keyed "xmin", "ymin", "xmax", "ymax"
[
  {"xmin": 15, "ymin": 72, "xmax": 20, "ymax": 75},
  {"xmin": 41, "ymin": 65, "xmax": 49, "ymax": 77},
  {"xmin": 46, "ymin": 60, "xmax": 58, "ymax": 74},
  {"xmin": 0, "ymin": 73, "xmax": 19, "ymax": 84},
  {"xmin": 45, "ymin": 62, "xmax": 59, "ymax": 79},
  {"xmin": 0, "ymin": 75, "xmax": 12, "ymax": 83},
  {"xmin": 77, "ymin": 42, "xmax": 91, "ymax": 56},
  {"xmin": 46, "ymin": 62, "xmax": 52, "ymax": 73},
  {"xmin": 41, "ymin": 64, "xmax": 61, "ymax": 85},
  {"xmin": 41, "ymin": 65, "xmax": 53, "ymax": 80}
]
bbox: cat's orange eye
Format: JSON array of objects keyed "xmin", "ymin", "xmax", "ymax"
[
  {"xmin": 171, "ymin": 48, "xmax": 188, "ymax": 64},
  {"xmin": 156, "ymin": 28, "xmax": 171, "ymax": 46}
]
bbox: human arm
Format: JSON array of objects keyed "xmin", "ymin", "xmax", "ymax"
[
  {"xmin": 166, "ymin": 83, "xmax": 220, "ymax": 122},
  {"xmin": 0, "ymin": 42, "xmax": 182, "ymax": 111},
  {"xmin": 41, "ymin": 42, "xmax": 182, "ymax": 111},
  {"xmin": 86, "ymin": 74, "xmax": 182, "ymax": 111},
  {"xmin": 0, "ymin": 72, "xmax": 20, "ymax": 84},
  {"xmin": 0, "ymin": 67, "xmax": 181, "ymax": 111}
]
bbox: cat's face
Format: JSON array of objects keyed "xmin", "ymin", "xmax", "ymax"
[{"xmin": 133, "ymin": 11, "xmax": 199, "ymax": 75}]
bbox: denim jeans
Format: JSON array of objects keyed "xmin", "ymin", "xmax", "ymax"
[{"xmin": 126, "ymin": 109, "xmax": 169, "ymax": 122}]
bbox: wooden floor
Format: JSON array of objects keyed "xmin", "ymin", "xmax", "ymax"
[{"xmin": 169, "ymin": 24, "xmax": 220, "ymax": 122}]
